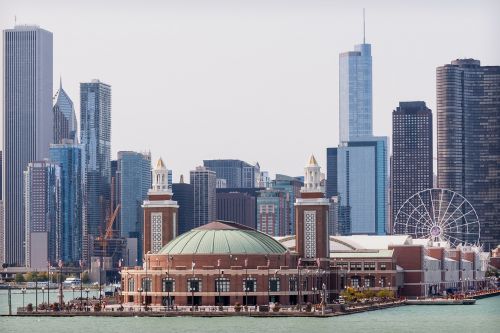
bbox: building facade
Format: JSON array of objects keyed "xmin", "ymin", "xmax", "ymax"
[
  {"xmin": 142, "ymin": 159, "xmax": 179, "ymax": 255},
  {"xmin": 216, "ymin": 192, "xmax": 256, "ymax": 228},
  {"xmin": 437, "ymin": 59, "xmax": 500, "ymax": 249},
  {"xmin": 190, "ymin": 166, "xmax": 216, "ymax": 229},
  {"xmin": 2, "ymin": 26, "xmax": 53, "ymax": 266},
  {"xmin": 53, "ymin": 79, "xmax": 77, "ymax": 144},
  {"xmin": 392, "ymin": 102, "xmax": 433, "ymax": 233},
  {"xmin": 256, "ymin": 189, "xmax": 289, "ymax": 237},
  {"xmin": 339, "ymin": 42, "xmax": 372, "ymax": 142},
  {"xmin": 203, "ymin": 159, "xmax": 259, "ymax": 188},
  {"xmin": 49, "ymin": 143, "xmax": 84, "ymax": 264},
  {"xmin": 331, "ymin": 137, "xmax": 387, "ymax": 235},
  {"xmin": 172, "ymin": 176, "xmax": 194, "ymax": 235},
  {"xmin": 24, "ymin": 161, "xmax": 61, "ymax": 269},
  {"xmin": 80, "ymin": 80, "xmax": 112, "ymax": 248},
  {"xmin": 117, "ymin": 151, "xmax": 151, "ymax": 263},
  {"xmin": 294, "ymin": 155, "xmax": 330, "ymax": 260},
  {"xmin": 272, "ymin": 174, "xmax": 303, "ymax": 235}
]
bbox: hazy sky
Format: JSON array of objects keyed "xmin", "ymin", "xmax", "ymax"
[{"xmin": 1, "ymin": 0, "xmax": 499, "ymax": 180}]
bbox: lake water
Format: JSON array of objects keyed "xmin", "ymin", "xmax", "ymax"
[{"xmin": 1, "ymin": 289, "xmax": 499, "ymax": 333}]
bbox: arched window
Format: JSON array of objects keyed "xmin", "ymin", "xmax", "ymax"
[
  {"xmin": 243, "ymin": 278, "xmax": 256, "ymax": 292},
  {"xmin": 187, "ymin": 278, "xmax": 201, "ymax": 292},
  {"xmin": 162, "ymin": 277, "xmax": 175, "ymax": 292},
  {"xmin": 142, "ymin": 277, "xmax": 152, "ymax": 292},
  {"xmin": 269, "ymin": 277, "xmax": 280, "ymax": 292},
  {"xmin": 215, "ymin": 278, "xmax": 230, "ymax": 292}
]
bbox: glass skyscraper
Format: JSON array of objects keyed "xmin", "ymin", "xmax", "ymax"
[
  {"xmin": 437, "ymin": 59, "xmax": 500, "ymax": 249},
  {"xmin": 24, "ymin": 161, "xmax": 61, "ymax": 269},
  {"xmin": 80, "ymin": 80, "xmax": 111, "ymax": 250},
  {"xmin": 172, "ymin": 177, "xmax": 194, "ymax": 234},
  {"xmin": 116, "ymin": 151, "xmax": 151, "ymax": 263},
  {"xmin": 53, "ymin": 79, "xmax": 77, "ymax": 144},
  {"xmin": 49, "ymin": 143, "xmax": 84, "ymax": 264},
  {"xmin": 333, "ymin": 137, "xmax": 387, "ymax": 235},
  {"xmin": 2, "ymin": 25, "xmax": 53, "ymax": 266},
  {"xmin": 203, "ymin": 159, "xmax": 259, "ymax": 188},
  {"xmin": 271, "ymin": 174, "xmax": 303, "ymax": 235},
  {"xmin": 339, "ymin": 42, "xmax": 372, "ymax": 142},
  {"xmin": 190, "ymin": 166, "xmax": 216, "ymax": 228}
]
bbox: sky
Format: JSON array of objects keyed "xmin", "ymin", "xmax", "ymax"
[{"xmin": 1, "ymin": 0, "xmax": 499, "ymax": 180}]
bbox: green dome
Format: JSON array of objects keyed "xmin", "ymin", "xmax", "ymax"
[{"xmin": 158, "ymin": 221, "xmax": 288, "ymax": 255}]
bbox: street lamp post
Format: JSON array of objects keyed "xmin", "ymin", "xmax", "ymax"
[
  {"xmin": 167, "ymin": 255, "xmax": 173, "ymax": 310},
  {"xmin": 35, "ymin": 271, "xmax": 38, "ymax": 312},
  {"xmin": 85, "ymin": 288, "xmax": 90, "ymax": 311},
  {"xmin": 21, "ymin": 288, "xmax": 26, "ymax": 309},
  {"xmin": 72, "ymin": 285, "xmax": 76, "ymax": 301},
  {"xmin": 138, "ymin": 288, "xmax": 143, "ymax": 312},
  {"xmin": 79, "ymin": 259, "xmax": 84, "ymax": 311},
  {"xmin": 41, "ymin": 287, "xmax": 46, "ymax": 311},
  {"xmin": 217, "ymin": 258, "xmax": 221, "ymax": 307},
  {"xmin": 265, "ymin": 255, "xmax": 270, "ymax": 304},
  {"xmin": 297, "ymin": 258, "xmax": 302, "ymax": 311},
  {"xmin": 245, "ymin": 258, "xmax": 248, "ymax": 307}
]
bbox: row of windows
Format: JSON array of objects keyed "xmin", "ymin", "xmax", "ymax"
[
  {"xmin": 335, "ymin": 262, "xmax": 388, "ymax": 271},
  {"xmin": 129, "ymin": 276, "xmax": 320, "ymax": 293}
]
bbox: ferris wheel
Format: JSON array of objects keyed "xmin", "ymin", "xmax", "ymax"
[{"xmin": 393, "ymin": 188, "xmax": 480, "ymax": 247}]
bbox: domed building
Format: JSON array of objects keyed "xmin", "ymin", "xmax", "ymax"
[
  {"xmin": 121, "ymin": 156, "xmax": 334, "ymax": 308},
  {"xmin": 122, "ymin": 220, "xmax": 307, "ymax": 307}
]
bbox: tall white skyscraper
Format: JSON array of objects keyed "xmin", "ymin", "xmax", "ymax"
[{"xmin": 2, "ymin": 25, "xmax": 53, "ymax": 266}]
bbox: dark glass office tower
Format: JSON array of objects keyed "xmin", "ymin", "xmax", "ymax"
[
  {"xmin": 392, "ymin": 102, "xmax": 433, "ymax": 234},
  {"xmin": 172, "ymin": 176, "xmax": 194, "ymax": 234},
  {"xmin": 80, "ymin": 80, "xmax": 111, "ymax": 255},
  {"xmin": 437, "ymin": 59, "xmax": 500, "ymax": 249}
]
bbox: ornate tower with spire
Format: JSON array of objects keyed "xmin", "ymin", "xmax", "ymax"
[
  {"xmin": 142, "ymin": 158, "xmax": 179, "ymax": 255},
  {"xmin": 295, "ymin": 155, "xmax": 330, "ymax": 260}
]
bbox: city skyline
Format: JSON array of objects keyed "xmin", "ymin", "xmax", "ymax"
[{"xmin": 0, "ymin": 0, "xmax": 499, "ymax": 179}]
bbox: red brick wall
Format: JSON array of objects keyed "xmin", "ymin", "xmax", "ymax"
[
  {"xmin": 143, "ymin": 206, "xmax": 178, "ymax": 254},
  {"xmin": 295, "ymin": 204, "xmax": 329, "ymax": 259}
]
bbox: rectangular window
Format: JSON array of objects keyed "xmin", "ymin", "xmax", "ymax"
[
  {"xmin": 269, "ymin": 278, "xmax": 280, "ymax": 292},
  {"xmin": 142, "ymin": 278, "xmax": 152, "ymax": 292},
  {"xmin": 188, "ymin": 278, "xmax": 201, "ymax": 292},
  {"xmin": 380, "ymin": 263, "xmax": 387, "ymax": 271},
  {"xmin": 364, "ymin": 262, "xmax": 376, "ymax": 270},
  {"xmin": 215, "ymin": 278, "xmax": 230, "ymax": 292},
  {"xmin": 162, "ymin": 278, "xmax": 175, "ymax": 292},
  {"xmin": 128, "ymin": 278, "xmax": 135, "ymax": 292},
  {"xmin": 350, "ymin": 262, "xmax": 362, "ymax": 271},
  {"xmin": 243, "ymin": 278, "xmax": 256, "ymax": 292},
  {"xmin": 289, "ymin": 277, "xmax": 298, "ymax": 292}
]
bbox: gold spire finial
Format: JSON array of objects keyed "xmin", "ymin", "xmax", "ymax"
[
  {"xmin": 156, "ymin": 158, "xmax": 166, "ymax": 169},
  {"xmin": 308, "ymin": 154, "xmax": 318, "ymax": 166}
]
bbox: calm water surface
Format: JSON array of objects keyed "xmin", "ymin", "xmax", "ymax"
[{"xmin": 1, "ymin": 290, "xmax": 499, "ymax": 333}]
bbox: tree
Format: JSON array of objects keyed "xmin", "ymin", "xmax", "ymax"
[
  {"xmin": 82, "ymin": 271, "xmax": 90, "ymax": 283},
  {"xmin": 15, "ymin": 273, "xmax": 25, "ymax": 283}
]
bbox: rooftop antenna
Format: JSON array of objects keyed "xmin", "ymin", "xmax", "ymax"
[{"xmin": 363, "ymin": 8, "xmax": 366, "ymax": 44}]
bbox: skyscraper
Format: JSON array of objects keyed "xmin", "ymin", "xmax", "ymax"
[
  {"xmin": 117, "ymin": 151, "xmax": 151, "ymax": 263},
  {"xmin": 53, "ymin": 79, "xmax": 77, "ymax": 144},
  {"xmin": 190, "ymin": 166, "xmax": 216, "ymax": 228},
  {"xmin": 271, "ymin": 174, "xmax": 303, "ymax": 235},
  {"xmin": 216, "ymin": 191, "xmax": 256, "ymax": 228},
  {"xmin": 392, "ymin": 102, "xmax": 433, "ymax": 233},
  {"xmin": 332, "ymin": 137, "xmax": 388, "ymax": 235},
  {"xmin": 24, "ymin": 161, "xmax": 61, "ymax": 269},
  {"xmin": 49, "ymin": 143, "xmax": 84, "ymax": 264},
  {"xmin": 172, "ymin": 175, "xmax": 194, "ymax": 235},
  {"xmin": 256, "ymin": 188, "xmax": 288, "ymax": 237},
  {"xmin": 80, "ymin": 80, "xmax": 111, "ymax": 249},
  {"xmin": 339, "ymin": 30, "xmax": 372, "ymax": 142},
  {"xmin": 2, "ymin": 25, "xmax": 53, "ymax": 266},
  {"xmin": 203, "ymin": 159, "xmax": 259, "ymax": 188},
  {"xmin": 437, "ymin": 59, "xmax": 500, "ymax": 248}
]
